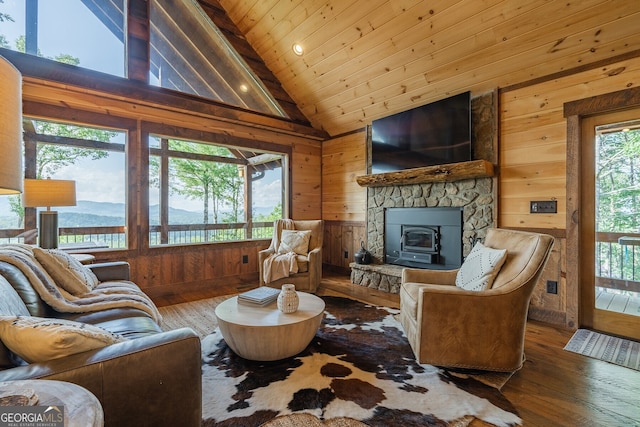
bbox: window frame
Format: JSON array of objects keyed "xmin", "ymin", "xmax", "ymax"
[
  {"xmin": 142, "ymin": 121, "xmax": 291, "ymax": 248},
  {"xmin": 20, "ymin": 103, "xmax": 138, "ymax": 252}
]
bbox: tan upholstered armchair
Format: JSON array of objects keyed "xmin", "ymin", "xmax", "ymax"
[
  {"xmin": 399, "ymin": 228, "xmax": 554, "ymax": 372},
  {"xmin": 259, "ymin": 219, "xmax": 324, "ymax": 293}
]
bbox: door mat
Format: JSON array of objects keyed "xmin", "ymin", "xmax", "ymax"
[{"xmin": 564, "ymin": 329, "xmax": 640, "ymax": 371}]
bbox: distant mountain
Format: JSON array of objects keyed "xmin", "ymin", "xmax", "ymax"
[
  {"xmin": 59, "ymin": 200, "xmax": 125, "ymax": 217},
  {"xmin": 0, "ymin": 200, "xmax": 276, "ymax": 228}
]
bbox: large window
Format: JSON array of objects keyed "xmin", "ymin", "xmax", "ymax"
[
  {"xmin": 0, "ymin": 0, "xmax": 290, "ymax": 116},
  {"xmin": 149, "ymin": 134, "xmax": 285, "ymax": 246},
  {"xmin": 0, "ymin": 118, "xmax": 127, "ymax": 248},
  {"xmin": 0, "ymin": 0, "xmax": 126, "ymax": 76},
  {"xmin": 148, "ymin": 0, "xmax": 287, "ymax": 116}
]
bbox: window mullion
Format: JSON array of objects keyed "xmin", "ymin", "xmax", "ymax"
[{"xmin": 160, "ymin": 138, "xmax": 170, "ymax": 245}]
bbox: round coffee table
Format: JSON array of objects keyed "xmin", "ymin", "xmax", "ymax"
[{"xmin": 215, "ymin": 291, "xmax": 325, "ymax": 361}]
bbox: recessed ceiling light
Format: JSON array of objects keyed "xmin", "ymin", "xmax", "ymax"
[
  {"xmin": 239, "ymin": 84, "xmax": 249, "ymax": 93},
  {"xmin": 292, "ymin": 43, "xmax": 304, "ymax": 56}
]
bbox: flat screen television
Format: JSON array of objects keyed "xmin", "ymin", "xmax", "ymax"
[{"xmin": 370, "ymin": 91, "xmax": 471, "ymax": 174}]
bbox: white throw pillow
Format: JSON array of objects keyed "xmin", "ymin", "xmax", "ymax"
[
  {"xmin": 455, "ymin": 242, "xmax": 508, "ymax": 291},
  {"xmin": 277, "ymin": 229, "xmax": 312, "ymax": 255},
  {"xmin": 34, "ymin": 248, "xmax": 99, "ymax": 295},
  {"xmin": 0, "ymin": 316, "xmax": 126, "ymax": 363}
]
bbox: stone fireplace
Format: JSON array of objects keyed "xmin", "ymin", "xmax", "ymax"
[
  {"xmin": 351, "ymin": 175, "xmax": 495, "ymax": 293},
  {"xmin": 350, "ymin": 91, "xmax": 497, "ymax": 293}
]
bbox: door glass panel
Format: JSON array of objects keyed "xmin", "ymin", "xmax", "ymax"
[{"xmin": 594, "ymin": 119, "xmax": 640, "ymax": 317}]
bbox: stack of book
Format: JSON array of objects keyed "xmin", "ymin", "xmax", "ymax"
[{"xmin": 237, "ymin": 286, "xmax": 280, "ymax": 306}]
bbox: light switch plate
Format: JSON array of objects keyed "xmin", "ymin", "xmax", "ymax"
[{"xmin": 530, "ymin": 200, "xmax": 557, "ymax": 213}]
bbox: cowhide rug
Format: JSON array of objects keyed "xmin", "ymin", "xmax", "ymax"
[{"xmin": 201, "ymin": 296, "xmax": 521, "ymax": 427}]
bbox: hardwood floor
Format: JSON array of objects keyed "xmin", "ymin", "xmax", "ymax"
[{"xmin": 156, "ymin": 270, "xmax": 640, "ymax": 426}]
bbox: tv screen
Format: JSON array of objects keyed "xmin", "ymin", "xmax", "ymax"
[{"xmin": 370, "ymin": 91, "xmax": 471, "ymax": 174}]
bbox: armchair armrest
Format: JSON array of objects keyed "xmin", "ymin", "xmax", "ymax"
[
  {"xmin": 88, "ymin": 261, "xmax": 130, "ymax": 282},
  {"xmin": 307, "ymin": 247, "xmax": 322, "ymax": 292},
  {"xmin": 258, "ymin": 247, "xmax": 275, "ymax": 263},
  {"xmin": 0, "ymin": 328, "xmax": 202, "ymax": 427}
]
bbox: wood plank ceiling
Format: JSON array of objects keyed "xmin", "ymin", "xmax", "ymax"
[{"xmin": 210, "ymin": 0, "xmax": 640, "ymax": 137}]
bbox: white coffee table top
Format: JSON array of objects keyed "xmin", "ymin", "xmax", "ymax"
[{"xmin": 215, "ymin": 292, "xmax": 325, "ymax": 327}]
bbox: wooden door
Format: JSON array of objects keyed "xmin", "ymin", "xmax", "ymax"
[{"xmin": 580, "ymin": 109, "xmax": 640, "ymax": 340}]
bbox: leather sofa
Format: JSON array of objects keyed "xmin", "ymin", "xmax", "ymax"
[{"xmin": 0, "ymin": 259, "xmax": 202, "ymax": 427}]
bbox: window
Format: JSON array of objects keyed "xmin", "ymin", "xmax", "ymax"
[
  {"xmin": 149, "ymin": 134, "xmax": 285, "ymax": 246},
  {"xmin": 0, "ymin": 0, "xmax": 126, "ymax": 76},
  {"xmin": 18, "ymin": 118, "xmax": 127, "ymax": 248},
  {"xmin": 0, "ymin": 0, "xmax": 291, "ymax": 117},
  {"xmin": 148, "ymin": 0, "xmax": 287, "ymax": 117}
]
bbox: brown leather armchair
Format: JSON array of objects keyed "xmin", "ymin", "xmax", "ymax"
[
  {"xmin": 259, "ymin": 219, "xmax": 323, "ymax": 293},
  {"xmin": 399, "ymin": 228, "xmax": 554, "ymax": 372}
]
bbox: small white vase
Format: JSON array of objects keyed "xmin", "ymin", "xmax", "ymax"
[{"xmin": 277, "ymin": 284, "xmax": 299, "ymax": 313}]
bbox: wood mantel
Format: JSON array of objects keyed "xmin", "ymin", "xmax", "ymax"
[{"xmin": 356, "ymin": 160, "xmax": 494, "ymax": 187}]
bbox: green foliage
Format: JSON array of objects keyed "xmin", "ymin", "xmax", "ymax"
[
  {"xmin": 255, "ymin": 202, "xmax": 282, "ymax": 222},
  {"xmin": 0, "ymin": 0, "xmax": 13, "ymax": 24},
  {"xmin": 33, "ymin": 120, "xmax": 114, "ymax": 179},
  {"xmin": 151, "ymin": 139, "xmax": 245, "ymax": 225},
  {"xmin": 596, "ymin": 128, "xmax": 640, "ymax": 233},
  {"xmin": 8, "ymin": 195, "xmax": 23, "ymax": 227}
]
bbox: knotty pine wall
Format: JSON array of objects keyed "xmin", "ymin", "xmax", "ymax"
[
  {"xmin": 322, "ymin": 132, "xmax": 367, "ymax": 270},
  {"xmin": 500, "ymin": 55, "xmax": 640, "ymax": 328},
  {"xmin": 321, "ymin": 55, "xmax": 640, "ymax": 328}
]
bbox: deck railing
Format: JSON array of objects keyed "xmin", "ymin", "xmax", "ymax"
[
  {"xmin": 0, "ymin": 222, "xmax": 274, "ymax": 249},
  {"xmin": 596, "ymin": 231, "xmax": 640, "ymax": 293}
]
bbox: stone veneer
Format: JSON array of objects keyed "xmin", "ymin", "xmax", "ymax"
[{"xmin": 351, "ymin": 177, "xmax": 494, "ymax": 293}]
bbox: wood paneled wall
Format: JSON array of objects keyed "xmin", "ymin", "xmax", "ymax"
[
  {"xmin": 321, "ymin": 131, "xmax": 368, "ymax": 270},
  {"xmin": 500, "ymin": 55, "xmax": 640, "ymax": 327},
  {"xmin": 500, "ymin": 56, "xmax": 640, "ymax": 229},
  {"xmin": 322, "ymin": 131, "xmax": 367, "ymax": 223}
]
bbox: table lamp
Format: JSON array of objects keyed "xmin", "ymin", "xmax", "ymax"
[
  {"xmin": 0, "ymin": 55, "xmax": 24, "ymax": 195},
  {"xmin": 22, "ymin": 179, "xmax": 77, "ymax": 249}
]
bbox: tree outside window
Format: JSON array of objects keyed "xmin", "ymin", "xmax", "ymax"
[{"xmin": 149, "ymin": 135, "xmax": 284, "ymax": 246}]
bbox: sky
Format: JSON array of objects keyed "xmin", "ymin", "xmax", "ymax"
[{"xmin": 0, "ymin": 0, "xmax": 282, "ymax": 217}]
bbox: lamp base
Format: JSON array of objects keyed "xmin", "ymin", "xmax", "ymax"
[{"xmin": 39, "ymin": 211, "xmax": 59, "ymax": 249}]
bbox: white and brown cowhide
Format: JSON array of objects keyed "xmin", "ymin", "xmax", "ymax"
[{"xmin": 201, "ymin": 296, "xmax": 521, "ymax": 427}]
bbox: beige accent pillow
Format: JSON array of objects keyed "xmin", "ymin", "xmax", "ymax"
[
  {"xmin": 277, "ymin": 229, "xmax": 312, "ymax": 255},
  {"xmin": 455, "ymin": 242, "xmax": 508, "ymax": 291},
  {"xmin": 0, "ymin": 316, "xmax": 126, "ymax": 363},
  {"xmin": 33, "ymin": 248, "xmax": 99, "ymax": 295}
]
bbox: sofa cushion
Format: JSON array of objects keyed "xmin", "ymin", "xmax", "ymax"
[
  {"xmin": 455, "ymin": 242, "xmax": 508, "ymax": 291},
  {"xmin": 278, "ymin": 229, "xmax": 311, "ymax": 255},
  {"xmin": 0, "ymin": 276, "xmax": 30, "ymax": 368},
  {"xmin": 33, "ymin": 248, "xmax": 99, "ymax": 295},
  {"xmin": 57, "ymin": 307, "xmax": 163, "ymax": 339},
  {"xmin": 0, "ymin": 315, "xmax": 126, "ymax": 363}
]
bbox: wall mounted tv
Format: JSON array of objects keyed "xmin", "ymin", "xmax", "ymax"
[{"xmin": 370, "ymin": 91, "xmax": 471, "ymax": 174}]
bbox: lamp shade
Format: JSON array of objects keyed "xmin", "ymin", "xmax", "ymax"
[
  {"xmin": 0, "ymin": 55, "xmax": 24, "ymax": 194},
  {"xmin": 23, "ymin": 179, "xmax": 77, "ymax": 208}
]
